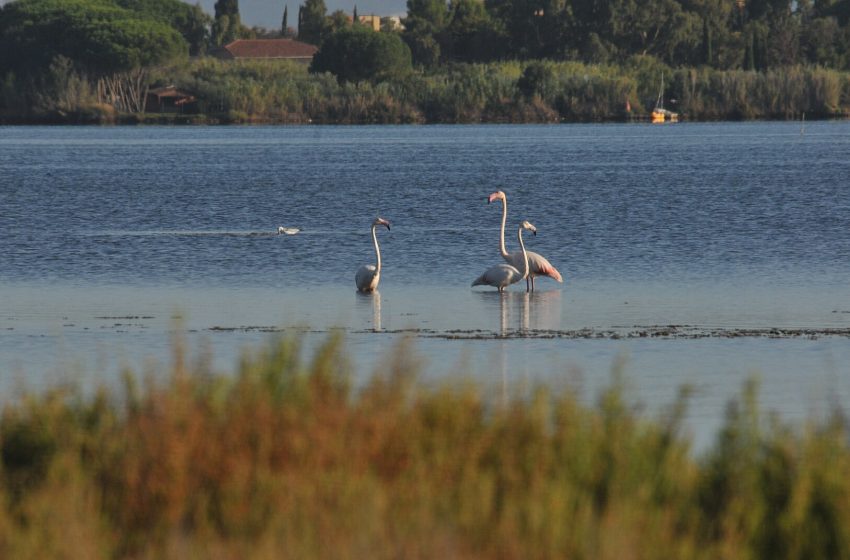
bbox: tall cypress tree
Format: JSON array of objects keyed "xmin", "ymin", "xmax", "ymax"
[
  {"xmin": 298, "ymin": 0, "xmax": 327, "ymax": 45},
  {"xmin": 282, "ymin": 4, "xmax": 289, "ymax": 35},
  {"xmin": 212, "ymin": 0, "xmax": 241, "ymax": 45},
  {"xmin": 703, "ymin": 19, "xmax": 713, "ymax": 66},
  {"xmin": 746, "ymin": 29, "xmax": 756, "ymax": 70}
]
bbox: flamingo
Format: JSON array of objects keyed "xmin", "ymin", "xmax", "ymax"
[
  {"xmin": 278, "ymin": 226, "xmax": 300, "ymax": 235},
  {"xmin": 355, "ymin": 217, "xmax": 391, "ymax": 293},
  {"xmin": 472, "ymin": 221, "xmax": 536, "ymax": 292},
  {"xmin": 488, "ymin": 190, "xmax": 562, "ymax": 291}
]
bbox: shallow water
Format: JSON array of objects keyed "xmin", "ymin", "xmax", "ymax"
[{"xmin": 2, "ymin": 122, "xmax": 850, "ymax": 450}]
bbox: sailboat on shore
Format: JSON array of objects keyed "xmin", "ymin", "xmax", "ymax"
[{"xmin": 651, "ymin": 72, "xmax": 679, "ymax": 123}]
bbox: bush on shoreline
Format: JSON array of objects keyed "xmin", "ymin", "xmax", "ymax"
[{"xmin": 0, "ymin": 334, "xmax": 849, "ymax": 558}]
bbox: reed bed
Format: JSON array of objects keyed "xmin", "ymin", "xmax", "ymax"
[
  {"xmin": 171, "ymin": 59, "xmax": 850, "ymax": 123},
  {"xmin": 1, "ymin": 334, "xmax": 849, "ymax": 559},
  {"xmin": 7, "ymin": 56, "xmax": 850, "ymax": 123}
]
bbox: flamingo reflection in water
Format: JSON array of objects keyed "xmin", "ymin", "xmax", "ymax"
[
  {"xmin": 356, "ymin": 289, "xmax": 382, "ymax": 331},
  {"xmin": 491, "ymin": 289, "xmax": 562, "ymax": 407},
  {"xmin": 497, "ymin": 289, "xmax": 563, "ymax": 336}
]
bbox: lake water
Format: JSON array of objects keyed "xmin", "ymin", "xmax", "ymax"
[{"xmin": 2, "ymin": 122, "xmax": 850, "ymax": 451}]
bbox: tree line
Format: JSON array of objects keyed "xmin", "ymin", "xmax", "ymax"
[
  {"xmin": 295, "ymin": 0, "xmax": 850, "ymax": 71},
  {"xmin": 1, "ymin": 0, "xmax": 850, "ymax": 123}
]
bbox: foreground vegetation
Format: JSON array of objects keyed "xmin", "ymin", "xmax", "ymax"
[{"xmin": 1, "ymin": 334, "xmax": 850, "ymax": 558}]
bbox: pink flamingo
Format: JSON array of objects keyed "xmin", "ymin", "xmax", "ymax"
[
  {"xmin": 473, "ymin": 221, "xmax": 536, "ymax": 292},
  {"xmin": 355, "ymin": 217, "xmax": 390, "ymax": 293},
  {"xmin": 488, "ymin": 190, "xmax": 562, "ymax": 291}
]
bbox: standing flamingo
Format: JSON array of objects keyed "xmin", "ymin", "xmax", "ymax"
[
  {"xmin": 472, "ymin": 221, "xmax": 537, "ymax": 292},
  {"xmin": 488, "ymin": 190, "xmax": 562, "ymax": 291},
  {"xmin": 355, "ymin": 217, "xmax": 391, "ymax": 292}
]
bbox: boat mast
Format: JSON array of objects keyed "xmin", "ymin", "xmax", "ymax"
[{"xmin": 655, "ymin": 72, "xmax": 664, "ymax": 110}]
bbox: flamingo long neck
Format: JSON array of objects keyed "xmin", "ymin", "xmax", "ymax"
[
  {"xmin": 498, "ymin": 198, "xmax": 509, "ymax": 259},
  {"xmin": 372, "ymin": 225, "xmax": 382, "ymax": 273},
  {"xmin": 516, "ymin": 227, "xmax": 530, "ymax": 279}
]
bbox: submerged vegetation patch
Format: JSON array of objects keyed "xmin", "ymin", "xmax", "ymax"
[{"xmin": 0, "ymin": 334, "xmax": 849, "ymax": 558}]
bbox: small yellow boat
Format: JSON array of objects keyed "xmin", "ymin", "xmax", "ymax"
[{"xmin": 652, "ymin": 73, "xmax": 678, "ymax": 123}]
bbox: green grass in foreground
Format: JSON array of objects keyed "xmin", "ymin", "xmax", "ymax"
[{"xmin": 0, "ymin": 334, "xmax": 849, "ymax": 559}]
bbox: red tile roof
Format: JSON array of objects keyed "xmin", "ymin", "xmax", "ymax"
[{"xmin": 220, "ymin": 39, "xmax": 318, "ymax": 60}]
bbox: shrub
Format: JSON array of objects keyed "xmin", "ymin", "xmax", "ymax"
[{"xmin": 310, "ymin": 25, "xmax": 413, "ymax": 84}]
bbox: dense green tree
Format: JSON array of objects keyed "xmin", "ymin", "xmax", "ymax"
[
  {"xmin": 765, "ymin": 13, "xmax": 801, "ymax": 66},
  {"xmin": 298, "ymin": 0, "xmax": 328, "ymax": 45},
  {"xmin": 444, "ymin": 0, "xmax": 500, "ymax": 61},
  {"xmin": 0, "ymin": 0, "xmax": 187, "ymax": 114},
  {"xmin": 608, "ymin": 0, "xmax": 698, "ymax": 61},
  {"xmin": 402, "ymin": 0, "xmax": 449, "ymax": 65},
  {"xmin": 679, "ymin": 0, "xmax": 742, "ymax": 69},
  {"xmin": 406, "ymin": 0, "xmax": 449, "ymax": 29},
  {"xmin": 829, "ymin": 0, "xmax": 850, "ymax": 24},
  {"xmin": 567, "ymin": 0, "xmax": 614, "ymax": 58},
  {"xmin": 118, "ymin": 0, "xmax": 211, "ymax": 55},
  {"xmin": 212, "ymin": 0, "xmax": 240, "ymax": 45},
  {"xmin": 311, "ymin": 24, "xmax": 412, "ymax": 83},
  {"xmin": 404, "ymin": 28, "xmax": 443, "ymax": 66},
  {"xmin": 0, "ymin": 0, "xmax": 186, "ymax": 77},
  {"xmin": 802, "ymin": 16, "xmax": 846, "ymax": 67},
  {"xmin": 485, "ymin": 0, "xmax": 546, "ymax": 58},
  {"xmin": 328, "ymin": 9, "xmax": 351, "ymax": 33}
]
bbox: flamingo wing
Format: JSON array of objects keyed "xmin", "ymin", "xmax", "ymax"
[
  {"xmin": 508, "ymin": 251, "xmax": 563, "ymax": 283},
  {"xmin": 529, "ymin": 253, "xmax": 563, "ymax": 282}
]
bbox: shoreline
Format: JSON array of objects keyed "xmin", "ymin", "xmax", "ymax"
[{"xmin": 3, "ymin": 112, "xmax": 849, "ymax": 126}]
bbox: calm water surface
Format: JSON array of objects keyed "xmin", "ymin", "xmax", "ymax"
[{"xmin": 2, "ymin": 122, "xmax": 850, "ymax": 450}]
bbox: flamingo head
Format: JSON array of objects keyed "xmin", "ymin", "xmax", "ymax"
[
  {"xmin": 487, "ymin": 190, "xmax": 506, "ymax": 204},
  {"xmin": 521, "ymin": 220, "xmax": 537, "ymax": 236},
  {"xmin": 373, "ymin": 217, "xmax": 391, "ymax": 231}
]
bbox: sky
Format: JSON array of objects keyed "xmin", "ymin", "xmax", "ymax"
[{"xmin": 196, "ymin": 0, "xmax": 409, "ymax": 30}]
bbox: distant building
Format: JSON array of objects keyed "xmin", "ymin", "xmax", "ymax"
[
  {"xmin": 212, "ymin": 39, "xmax": 318, "ymax": 63},
  {"xmin": 144, "ymin": 85, "xmax": 196, "ymax": 113},
  {"xmin": 357, "ymin": 14, "xmax": 381, "ymax": 32}
]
